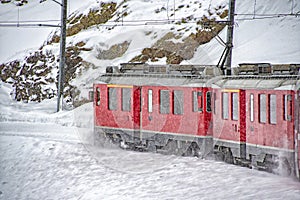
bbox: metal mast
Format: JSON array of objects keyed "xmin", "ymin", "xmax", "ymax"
[
  {"xmin": 225, "ymin": 0, "xmax": 236, "ymax": 75},
  {"xmin": 57, "ymin": 0, "xmax": 67, "ymax": 112}
]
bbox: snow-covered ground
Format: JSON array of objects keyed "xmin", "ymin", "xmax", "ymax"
[{"xmin": 1, "ymin": 82, "xmax": 300, "ymax": 200}]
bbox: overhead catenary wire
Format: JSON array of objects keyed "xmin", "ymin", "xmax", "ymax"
[
  {"xmin": 0, "ymin": 23, "xmax": 61, "ymax": 27},
  {"xmin": 2, "ymin": 3, "xmax": 299, "ymax": 29},
  {"xmin": 0, "ymin": 16, "xmax": 231, "ymax": 28},
  {"xmin": 0, "ymin": 19, "xmax": 60, "ymax": 23},
  {"xmin": 0, "ymin": 12, "xmax": 298, "ymax": 28},
  {"xmin": 235, "ymin": 13, "xmax": 299, "ymax": 16},
  {"xmin": 1, "ymin": 12, "xmax": 298, "ymax": 28},
  {"xmin": 235, "ymin": 13, "xmax": 300, "ymax": 21},
  {"xmin": 237, "ymin": 0, "xmax": 299, "ymax": 20}
]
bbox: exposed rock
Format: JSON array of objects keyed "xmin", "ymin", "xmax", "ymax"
[
  {"xmin": 1, "ymin": 51, "xmax": 56, "ymax": 102},
  {"xmin": 66, "ymin": 2, "xmax": 117, "ymax": 37},
  {"xmin": 46, "ymin": 2, "xmax": 117, "ymax": 46},
  {"xmin": 97, "ymin": 41, "xmax": 130, "ymax": 60},
  {"xmin": 130, "ymin": 10, "xmax": 227, "ymax": 64}
]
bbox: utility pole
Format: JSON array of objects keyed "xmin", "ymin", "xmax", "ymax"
[
  {"xmin": 225, "ymin": 0, "xmax": 236, "ymax": 75},
  {"xmin": 57, "ymin": 0, "xmax": 67, "ymax": 112}
]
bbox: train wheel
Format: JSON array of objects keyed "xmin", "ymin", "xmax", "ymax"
[
  {"xmin": 215, "ymin": 151, "xmax": 225, "ymax": 161},
  {"xmin": 281, "ymin": 158, "xmax": 292, "ymax": 176},
  {"xmin": 275, "ymin": 157, "xmax": 292, "ymax": 176},
  {"xmin": 263, "ymin": 155, "xmax": 292, "ymax": 176},
  {"xmin": 95, "ymin": 132, "xmax": 121, "ymax": 149},
  {"xmin": 164, "ymin": 140, "xmax": 179, "ymax": 155},
  {"xmin": 147, "ymin": 140, "xmax": 157, "ymax": 153},
  {"xmin": 263, "ymin": 154, "xmax": 274, "ymax": 173},
  {"xmin": 184, "ymin": 142, "xmax": 200, "ymax": 157},
  {"xmin": 224, "ymin": 148, "xmax": 234, "ymax": 164}
]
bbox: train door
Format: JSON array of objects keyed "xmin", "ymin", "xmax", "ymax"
[
  {"xmin": 239, "ymin": 89, "xmax": 246, "ymax": 159},
  {"xmin": 133, "ymin": 86, "xmax": 141, "ymax": 140},
  {"xmin": 213, "ymin": 89, "xmax": 246, "ymax": 160},
  {"xmin": 295, "ymin": 90, "xmax": 300, "ymax": 180}
]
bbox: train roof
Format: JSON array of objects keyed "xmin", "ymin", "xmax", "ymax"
[
  {"xmin": 95, "ymin": 63, "xmax": 222, "ymax": 87},
  {"xmin": 95, "ymin": 73, "xmax": 211, "ymax": 87},
  {"xmin": 212, "ymin": 76, "xmax": 300, "ymax": 90},
  {"xmin": 94, "ymin": 63, "xmax": 300, "ymax": 89}
]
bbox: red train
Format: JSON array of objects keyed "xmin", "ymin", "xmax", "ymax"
[{"xmin": 93, "ymin": 63, "xmax": 300, "ymax": 179}]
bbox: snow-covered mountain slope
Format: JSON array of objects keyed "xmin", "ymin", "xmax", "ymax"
[
  {"xmin": 0, "ymin": 0, "xmax": 94, "ymax": 62},
  {"xmin": 194, "ymin": 0, "xmax": 300, "ymax": 66},
  {"xmin": 0, "ymin": 0, "xmax": 299, "ymax": 104},
  {"xmin": 1, "ymin": 0, "xmax": 299, "ymax": 65},
  {"xmin": 0, "ymin": 0, "xmax": 226, "ymax": 63}
]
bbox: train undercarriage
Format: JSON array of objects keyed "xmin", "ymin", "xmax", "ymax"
[
  {"xmin": 213, "ymin": 143, "xmax": 295, "ymax": 177},
  {"xmin": 94, "ymin": 126, "xmax": 296, "ymax": 177},
  {"xmin": 94, "ymin": 127, "xmax": 212, "ymax": 157}
]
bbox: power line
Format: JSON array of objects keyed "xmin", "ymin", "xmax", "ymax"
[
  {"xmin": 2, "ymin": 7, "xmax": 298, "ymax": 29},
  {"xmin": 235, "ymin": 13, "xmax": 300, "ymax": 16},
  {"xmin": 0, "ymin": 20, "xmax": 60, "ymax": 23},
  {"xmin": 0, "ymin": 23, "xmax": 60, "ymax": 27},
  {"xmin": 235, "ymin": 13, "xmax": 299, "ymax": 21},
  {"xmin": 1, "ymin": 13, "xmax": 297, "ymax": 28}
]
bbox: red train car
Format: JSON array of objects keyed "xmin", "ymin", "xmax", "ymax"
[
  {"xmin": 212, "ymin": 75, "xmax": 300, "ymax": 177},
  {"xmin": 93, "ymin": 63, "xmax": 300, "ymax": 180},
  {"xmin": 94, "ymin": 64, "xmax": 219, "ymax": 156}
]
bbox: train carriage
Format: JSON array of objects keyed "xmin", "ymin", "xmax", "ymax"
[
  {"xmin": 93, "ymin": 62, "xmax": 300, "ymax": 180},
  {"xmin": 212, "ymin": 75, "xmax": 300, "ymax": 175},
  {"xmin": 94, "ymin": 64, "xmax": 219, "ymax": 156}
]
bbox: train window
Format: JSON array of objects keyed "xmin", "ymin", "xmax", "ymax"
[
  {"xmin": 206, "ymin": 92, "xmax": 212, "ymax": 112},
  {"xmin": 213, "ymin": 93, "xmax": 216, "ymax": 114},
  {"xmin": 232, "ymin": 92, "xmax": 239, "ymax": 120},
  {"xmin": 108, "ymin": 87, "xmax": 117, "ymax": 110},
  {"xmin": 222, "ymin": 92, "xmax": 229, "ymax": 119},
  {"xmin": 160, "ymin": 90, "xmax": 170, "ymax": 114},
  {"xmin": 284, "ymin": 94, "xmax": 292, "ymax": 121},
  {"xmin": 250, "ymin": 94, "xmax": 254, "ymax": 122},
  {"xmin": 269, "ymin": 94, "xmax": 276, "ymax": 124},
  {"xmin": 193, "ymin": 91, "xmax": 203, "ymax": 112},
  {"xmin": 174, "ymin": 90, "xmax": 184, "ymax": 115},
  {"xmin": 148, "ymin": 89, "xmax": 153, "ymax": 113},
  {"xmin": 122, "ymin": 88, "xmax": 131, "ymax": 111},
  {"xmin": 96, "ymin": 88, "xmax": 100, "ymax": 106},
  {"xmin": 259, "ymin": 94, "xmax": 266, "ymax": 123}
]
